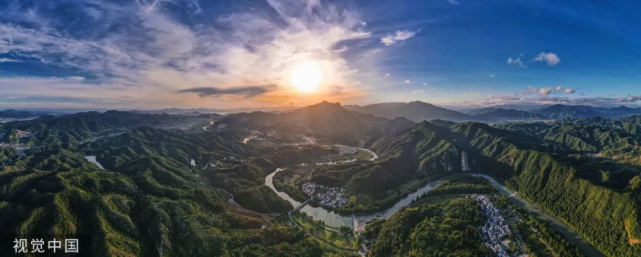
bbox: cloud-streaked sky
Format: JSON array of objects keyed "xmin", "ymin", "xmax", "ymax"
[{"xmin": 1, "ymin": 0, "xmax": 641, "ymax": 109}]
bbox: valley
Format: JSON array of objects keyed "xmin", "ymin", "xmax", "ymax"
[{"xmin": 1, "ymin": 101, "xmax": 641, "ymax": 256}]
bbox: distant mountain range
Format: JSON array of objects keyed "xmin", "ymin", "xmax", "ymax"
[
  {"xmin": 0, "ymin": 109, "xmax": 39, "ymax": 119},
  {"xmin": 536, "ymin": 104, "xmax": 641, "ymax": 119},
  {"xmin": 133, "ymin": 106, "xmax": 297, "ymax": 115},
  {"xmin": 344, "ymin": 101, "xmax": 475, "ymax": 122},
  {"xmin": 344, "ymin": 102, "xmax": 641, "ymax": 122},
  {"xmin": 466, "ymin": 108, "xmax": 546, "ymax": 120},
  {"xmin": 213, "ymin": 101, "xmax": 415, "ymax": 144}
]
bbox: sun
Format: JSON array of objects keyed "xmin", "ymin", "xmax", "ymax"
[{"xmin": 290, "ymin": 63, "xmax": 322, "ymax": 92}]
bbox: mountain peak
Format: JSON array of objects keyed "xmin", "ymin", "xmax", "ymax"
[{"xmin": 314, "ymin": 100, "xmax": 341, "ymax": 106}]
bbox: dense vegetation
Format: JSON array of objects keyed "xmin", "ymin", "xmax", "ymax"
[
  {"xmin": 517, "ymin": 211, "xmax": 585, "ymax": 257},
  {"xmin": 0, "ymin": 111, "xmax": 351, "ymax": 256},
  {"xmin": 0, "ymin": 109, "xmax": 39, "ymax": 119},
  {"xmin": 412, "ymin": 174, "xmax": 498, "ymax": 203},
  {"xmin": 3, "ymin": 104, "xmax": 641, "ymax": 256},
  {"xmin": 364, "ymin": 198, "xmax": 492, "ymax": 256},
  {"xmin": 453, "ymin": 121, "xmax": 641, "ymax": 256}
]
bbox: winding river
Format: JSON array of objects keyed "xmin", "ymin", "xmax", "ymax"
[
  {"xmin": 471, "ymin": 174, "xmax": 604, "ymax": 257},
  {"xmin": 262, "ymin": 144, "xmax": 602, "ymax": 256},
  {"xmin": 266, "ymin": 168, "xmax": 443, "ymax": 229}
]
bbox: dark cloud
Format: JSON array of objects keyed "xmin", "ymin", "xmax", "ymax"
[{"xmin": 177, "ymin": 84, "xmax": 277, "ymax": 98}]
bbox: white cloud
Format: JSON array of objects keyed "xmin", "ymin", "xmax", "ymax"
[
  {"xmin": 384, "ymin": 73, "xmax": 391, "ymax": 76},
  {"xmin": 423, "ymin": 82, "xmax": 427, "ymax": 86},
  {"xmin": 0, "ymin": 58, "xmax": 20, "ymax": 63},
  {"xmin": 533, "ymin": 52, "xmax": 560, "ymax": 66},
  {"xmin": 507, "ymin": 57, "xmax": 526, "ymax": 68},
  {"xmin": 0, "ymin": 0, "xmax": 373, "ymax": 108},
  {"xmin": 555, "ymin": 86, "xmax": 563, "ymax": 91},
  {"xmin": 412, "ymin": 90, "xmax": 425, "ymax": 93},
  {"xmin": 488, "ymin": 74, "xmax": 495, "ymax": 78},
  {"xmin": 404, "ymin": 80, "xmax": 411, "ymax": 83},
  {"xmin": 565, "ymin": 88, "xmax": 575, "ymax": 94},
  {"xmin": 539, "ymin": 88, "xmax": 552, "ymax": 95},
  {"xmin": 616, "ymin": 95, "xmax": 641, "ymax": 103},
  {"xmin": 447, "ymin": 0, "xmax": 461, "ymax": 5},
  {"xmin": 381, "ymin": 29, "xmax": 420, "ymax": 46}
]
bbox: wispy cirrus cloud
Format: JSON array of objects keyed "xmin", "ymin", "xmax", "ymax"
[
  {"xmin": 507, "ymin": 56, "xmax": 526, "ymax": 68},
  {"xmin": 447, "ymin": 0, "xmax": 461, "ymax": 6},
  {"xmin": 0, "ymin": 0, "xmax": 374, "ymax": 108},
  {"xmin": 381, "ymin": 29, "xmax": 420, "ymax": 46},
  {"xmin": 0, "ymin": 58, "xmax": 20, "ymax": 63}
]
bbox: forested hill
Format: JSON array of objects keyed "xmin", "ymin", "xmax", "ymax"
[
  {"xmin": 450, "ymin": 121, "xmax": 641, "ymax": 256},
  {"xmin": 214, "ymin": 101, "xmax": 414, "ymax": 145},
  {"xmin": 2, "ymin": 110, "xmax": 208, "ymax": 132},
  {"xmin": 0, "ymin": 109, "xmax": 39, "ymax": 119},
  {"xmin": 334, "ymin": 116, "xmax": 641, "ymax": 255},
  {"xmin": 1, "ymin": 121, "xmax": 345, "ymax": 256},
  {"xmin": 304, "ymin": 120, "xmax": 462, "ymax": 212},
  {"xmin": 342, "ymin": 102, "xmax": 641, "ymax": 122},
  {"xmin": 0, "ymin": 110, "xmax": 219, "ymax": 148},
  {"xmin": 3, "ymin": 106, "xmax": 641, "ymax": 256},
  {"xmin": 496, "ymin": 116, "xmax": 641, "ymax": 166},
  {"xmin": 536, "ymin": 105, "xmax": 641, "ymax": 119},
  {"xmin": 344, "ymin": 101, "xmax": 474, "ymax": 122},
  {"xmin": 469, "ymin": 107, "xmax": 546, "ymax": 120}
]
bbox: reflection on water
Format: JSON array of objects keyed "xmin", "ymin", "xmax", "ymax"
[
  {"xmin": 265, "ymin": 168, "xmax": 442, "ymax": 228},
  {"xmin": 266, "ymin": 169, "xmax": 605, "ymax": 256},
  {"xmin": 85, "ymin": 156, "xmax": 104, "ymax": 170}
]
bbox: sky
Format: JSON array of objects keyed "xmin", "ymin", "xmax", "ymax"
[{"xmin": 1, "ymin": 0, "xmax": 641, "ymax": 110}]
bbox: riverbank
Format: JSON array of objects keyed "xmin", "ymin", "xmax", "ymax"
[{"xmin": 472, "ymin": 173, "xmax": 604, "ymax": 257}]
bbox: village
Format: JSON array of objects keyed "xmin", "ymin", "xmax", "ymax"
[
  {"xmin": 302, "ymin": 182, "xmax": 349, "ymax": 208},
  {"xmin": 470, "ymin": 194, "xmax": 518, "ymax": 257}
]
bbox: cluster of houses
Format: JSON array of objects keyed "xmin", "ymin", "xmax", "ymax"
[
  {"xmin": 320, "ymin": 145, "xmax": 359, "ymax": 161},
  {"xmin": 315, "ymin": 158, "xmax": 357, "ymax": 166},
  {"xmin": 0, "ymin": 142, "xmax": 29, "ymax": 151},
  {"xmin": 335, "ymin": 145, "xmax": 358, "ymax": 155},
  {"xmin": 13, "ymin": 130, "xmax": 35, "ymax": 138},
  {"xmin": 302, "ymin": 182, "xmax": 349, "ymax": 208},
  {"xmin": 471, "ymin": 194, "xmax": 512, "ymax": 257},
  {"xmin": 0, "ymin": 142, "xmax": 28, "ymax": 168}
]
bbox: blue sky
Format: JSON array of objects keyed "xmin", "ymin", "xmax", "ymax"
[{"xmin": 0, "ymin": 0, "xmax": 640, "ymax": 109}]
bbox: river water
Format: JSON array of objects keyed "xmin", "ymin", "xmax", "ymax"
[
  {"xmin": 265, "ymin": 168, "xmax": 443, "ymax": 229},
  {"xmin": 261, "ymin": 142, "xmax": 602, "ymax": 256},
  {"xmin": 85, "ymin": 156, "xmax": 104, "ymax": 170},
  {"xmin": 471, "ymin": 174, "xmax": 604, "ymax": 257}
]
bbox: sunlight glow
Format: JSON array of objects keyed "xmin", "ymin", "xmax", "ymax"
[{"xmin": 290, "ymin": 63, "xmax": 323, "ymax": 92}]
